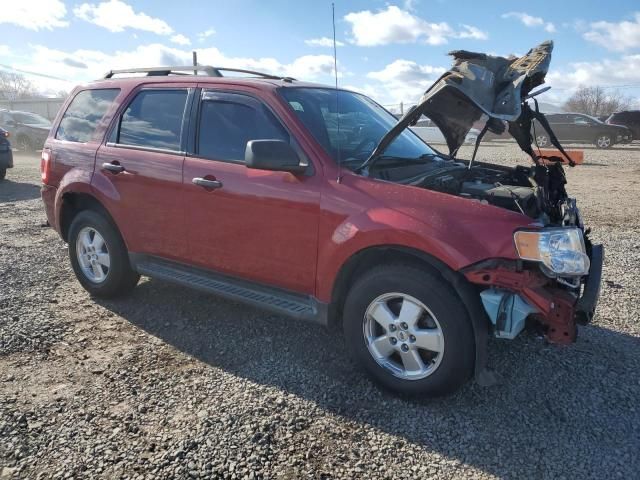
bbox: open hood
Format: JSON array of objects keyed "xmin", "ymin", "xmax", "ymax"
[{"xmin": 369, "ymin": 41, "xmax": 554, "ymax": 161}]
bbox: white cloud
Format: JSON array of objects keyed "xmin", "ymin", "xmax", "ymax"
[
  {"xmin": 74, "ymin": 0, "xmax": 173, "ymax": 35},
  {"xmin": 6, "ymin": 44, "xmax": 340, "ymax": 95},
  {"xmin": 344, "ymin": 6, "xmax": 487, "ymax": 46},
  {"xmin": 0, "ymin": 0, "xmax": 68, "ymax": 31},
  {"xmin": 583, "ymin": 13, "xmax": 640, "ymax": 51},
  {"xmin": 305, "ymin": 37, "xmax": 345, "ymax": 48},
  {"xmin": 547, "ymin": 54, "xmax": 640, "ymax": 92},
  {"xmin": 0, "ymin": 45, "xmax": 10, "ymax": 56},
  {"xmin": 197, "ymin": 28, "xmax": 216, "ymax": 42},
  {"xmin": 364, "ymin": 59, "xmax": 446, "ymax": 104},
  {"xmin": 502, "ymin": 12, "xmax": 555, "ymax": 33},
  {"xmin": 458, "ymin": 24, "xmax": 489, "ymax": 40},
  {"xmin": 170, "ymin": 34, "xmax": 191, "ymax": 46}
]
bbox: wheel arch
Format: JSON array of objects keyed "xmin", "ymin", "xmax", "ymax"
[
  {"xmin": 329, "ymin": 244, "xmax": 493, "ymax": 385},
  {"xmin": 59, "ymin": 192, "xmax": 120, "ymax": 243}
]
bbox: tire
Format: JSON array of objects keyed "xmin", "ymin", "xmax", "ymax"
[
  {"xmin": 68, "ymin": 210, "xmax": 140, "ymax": 298},
  {"xmin": 343, "ymin": 264, "xmax": 475, "ymax": 396},
  {"xmin": 595, "ymin": 134, "xmax": 612, "ymax": 149},
  {"xmin": 534, "ymin": 134, "xmax": 549, "ymax": 148},
  {"xmin": 0, "ymin": 168, "xmax": 5, "ymax": 180},
  {"xmin": 16, "ymin": 135, "xmax": 32, "ymax": 152}
]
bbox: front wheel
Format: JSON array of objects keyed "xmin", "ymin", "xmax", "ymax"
[
  {"xmin": 68, "ymin": 210, "xmax": 139, "ymax": 298},
  {"xmin": 595, "ymin": 135, "xmax": 612, "ymax": 149},
  {"xmin": 343, "ymin": 265, "xmax": 475, "ymax": 396}
]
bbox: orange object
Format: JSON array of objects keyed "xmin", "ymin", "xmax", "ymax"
[{"xmin": 537, "ymin": 148, "xmax": 584, "ymax": 165}]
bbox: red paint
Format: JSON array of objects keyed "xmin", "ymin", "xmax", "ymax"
[
  {"xmin": 464, "ymin": 264, "xmax": 577, "ymax": 344},
  {"xmin": 41, "ymin": 75, "xmax": 572, "ymax": 332}
]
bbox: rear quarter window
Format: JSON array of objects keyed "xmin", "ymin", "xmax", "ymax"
[{"xmin": 56, "ymin": 89, "xmax": 120, "ymax": 143}]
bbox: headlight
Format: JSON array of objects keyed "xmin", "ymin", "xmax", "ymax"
[{"xmin": 514, "ymin": 228, "xmax": 590, "ymax": 277}]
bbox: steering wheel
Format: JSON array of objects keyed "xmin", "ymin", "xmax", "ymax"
[{"xmin": 351, "ymin": 136, "xmax": 378, "ymax": 160}]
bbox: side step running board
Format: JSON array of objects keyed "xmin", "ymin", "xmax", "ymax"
[{"xmin": 130, "ymin": 254, "xmax": 327, "ymax": 325}]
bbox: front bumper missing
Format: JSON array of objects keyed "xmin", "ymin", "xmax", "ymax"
[{"xmin": 463, "ymin": 244, "xmax": 604, "ymax": 345}]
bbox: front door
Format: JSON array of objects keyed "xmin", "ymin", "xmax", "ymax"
[{"xmin": 182, "ymin": 90, "xmax": 321, "ymax": 295}]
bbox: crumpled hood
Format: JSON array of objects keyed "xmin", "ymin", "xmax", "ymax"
[{"xmin": 371, "ymin": 41, "xmax": 554, "ymax": 159}]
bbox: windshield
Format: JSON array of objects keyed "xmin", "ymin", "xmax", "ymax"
[
  {"xmin": 279, "ymin": 88, "xmax": 435, "ymax": 168},
  {"xmin": 13, "ymin": 112, "xmax": 51, "ymax": 126}
]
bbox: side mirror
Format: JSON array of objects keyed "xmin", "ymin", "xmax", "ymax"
[{"xmin": 245, "ymin": 140, "xmax": 306, "ymax": 173}]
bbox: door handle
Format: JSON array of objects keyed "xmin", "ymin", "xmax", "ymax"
[
  {"xmin": 192, "ymin": 177, "xmax": 223, "ymax": 189},
  {"xmin": 102, "ymin": 162, "xmax": 125, "ymax": 173}
]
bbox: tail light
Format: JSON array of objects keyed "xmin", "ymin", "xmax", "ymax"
[
  {"xmin": 2, "ymin": 131, "xmax": 8, "ymax": 138},
  {"xmin": 41, "ymin": 150, "xmax": 52, "ymax": 184}
]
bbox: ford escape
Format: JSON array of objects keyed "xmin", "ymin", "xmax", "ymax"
[{"xmin": 41, "ymin": 43, "xmax": 603, "ymax": 396}]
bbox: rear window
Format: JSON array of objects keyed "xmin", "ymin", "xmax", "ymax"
[
  {"xmin": 56, "ymin": 89, "xmax": 120, "ymax": 143},
  {"xmin": 116, "ymin": 89, "xmax": 188, "ymax": 151}
]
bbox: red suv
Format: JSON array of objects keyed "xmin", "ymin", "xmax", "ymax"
[{"xmin": 41, "ymin": 64, "xmax": 602, "ymax": 396}]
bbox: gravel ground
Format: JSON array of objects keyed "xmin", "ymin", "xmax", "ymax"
[{"xmin": 1, "ymin": 143, "xmax": 639, "ymax": 479}]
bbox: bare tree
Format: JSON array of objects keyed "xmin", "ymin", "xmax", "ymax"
[
  {"xmin": 564, "ymin": 86, "xmax": 633, "ymax": 117},
  {"xmin": 0, "ymin": 71, "xmax": 36, "ymax": 100}
]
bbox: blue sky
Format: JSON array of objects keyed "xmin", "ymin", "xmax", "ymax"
[{"xmin": 1, "ymin": 0, "xmax": 640, "ymax": 108}]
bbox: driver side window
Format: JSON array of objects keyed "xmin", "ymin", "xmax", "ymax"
[{"xmin": 198, "ymin": 92, "xmax": 289, "ymax": 163}]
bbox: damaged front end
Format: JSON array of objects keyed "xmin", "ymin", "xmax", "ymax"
[{"xmin": 362, "ymin": 41, "xmax": 604, "ymax": 344}]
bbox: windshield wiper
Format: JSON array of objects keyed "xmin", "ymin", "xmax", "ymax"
[{"xmin": 355, "ymin": 153, "xmax": 441, "ymax": 175}]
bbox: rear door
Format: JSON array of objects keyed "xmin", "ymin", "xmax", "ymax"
[
  {"xmin": 570, "ymin": 114, "xmax": 595, "ymax": 142},
  {"xmin": 545, "ymin": 114, "xmax": 570, "ymax": 141},
  {"xmin": 94, "ymin": 85, "xmax": 193, "ymax": 261},
  {"xmin": 182, "ymin": 89, "xmax": 321, "ymax": 294}
]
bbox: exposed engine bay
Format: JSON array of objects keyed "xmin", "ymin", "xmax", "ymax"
[
  {"xmin": 361, "ymin": 40, "xmax": 583, "ymax": 228},
  {"xmin": 371, "ymin": 157, "xmax": 578, "ymax": 226}
]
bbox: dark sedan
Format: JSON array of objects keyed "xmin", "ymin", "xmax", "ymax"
[
  {"xmin": 0, "ymin": 127, "xmax": 13, "ymax": 180},
  {"xmin": 0, "ymin": 109, "xmax": 51, "ymax": 151},
  {"xmin": 533, "ymin": 113, "xmax": 632, "ymax": 149}
]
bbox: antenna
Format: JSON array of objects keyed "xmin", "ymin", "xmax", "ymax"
[{"xmin": 332, "ymin": 2, "xmax": 342, "ymax": 183}]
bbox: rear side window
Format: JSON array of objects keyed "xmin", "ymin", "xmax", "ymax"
[
  {"xmin": 117, "ymin": 89, "xmax": 188, "ymax": 151},
  {"xmin": 56, "ymin": 89, "xmax": 120, "ymax": 143},
  {"xmin": 198, "ymin": 93, "xmax": 288, "ymax": 162}
]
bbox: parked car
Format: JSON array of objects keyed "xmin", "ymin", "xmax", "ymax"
[
  {"xmin": 0, "ymin": 109, "xmax": 52, "ymax": 151},
  {"xmin": 533, "ymin": 113, "xmax": 631, "ymax": 149},
  {"xmin": 606, "ymin": 110, "xmax": 640, "ymax": 141},
  {"xmin": 0, "ymin": 127, "xmax": 13, "ymax": 180},
  {"xmin": 410, "ymin": 117, "xmax": 479, "ymax": 145},
  {"xmin": 40, "ymin": 63, "xmax": 602, "ymax": 396}
]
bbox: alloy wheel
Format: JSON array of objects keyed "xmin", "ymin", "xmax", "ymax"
[
  {"xmin": 363, "ymin": 292, "xmax": 444, "ymax": 380},
  {"xmin": 596, "ymin": 135, "xmax": 611, "ymax": 148},
  {"xmin": 536, "ymin": 134, "xmax": 548, "ymax": 147},
  {"xmin": 16, "ymin": 136, "xmax": 31, "ymax": 151},
  {"xmin": 76, "ymin": 226, "xmax": 110, "ymax": 283}
]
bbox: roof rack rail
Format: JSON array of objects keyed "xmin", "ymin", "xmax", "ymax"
[{"xmin": 102, "ymin": 65, "xmax": 295, "ymax": 82}]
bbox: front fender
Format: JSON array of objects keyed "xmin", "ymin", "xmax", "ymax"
[{"xmin": 316, "ymin": 174, "xmax": 534, "ymax": 302}]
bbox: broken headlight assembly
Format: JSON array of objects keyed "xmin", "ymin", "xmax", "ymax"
[{"xmin": 514, "ymin": 228, "xmax": 590, "ymax": 278}]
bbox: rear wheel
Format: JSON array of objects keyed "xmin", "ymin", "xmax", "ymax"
[
  {"xmin": 343, "ymin": 264, "xmax": 475, "ymax": 396},
  {"xmin": 16, "ymin": 135, "xmax": 32, "ymax": 152},
  {"xmin": 535, "ymin": 134, "xmax": 549, "ymax": 148},
  {"xmin": 68, "ymin": 210, "xmax": 139, "ymax": 298},
  {"xmin": 595, "ymin": 134, "xmax": 612, "ymax": 149}
]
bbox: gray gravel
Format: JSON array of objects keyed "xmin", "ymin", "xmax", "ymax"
[{"xmin": 1, "ymin": 144, "xmax": 639, "ymax": 479}]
